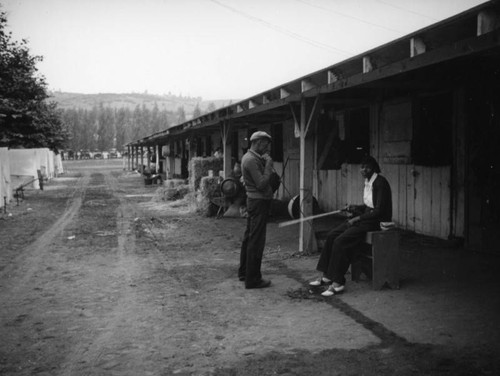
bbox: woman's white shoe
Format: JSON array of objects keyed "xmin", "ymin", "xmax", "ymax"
[
  {"xmin": 333, "ymin": 284, "xmax": 345, "ymax": 293},
  {"xmin": 309, "ymin": 277, "xmax": 331, "ymax": 287},
  {"xmin": 321, "ymin": 287, "xmax": 335, "ymax": 297},
  {"xmin": 321, "ymin": 283, "xmax": 345, "ymax": 297}
]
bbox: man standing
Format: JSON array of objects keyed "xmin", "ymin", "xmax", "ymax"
[{"xmin": 238, "ymin": 131, "xmax": 274, "ymax": 289}]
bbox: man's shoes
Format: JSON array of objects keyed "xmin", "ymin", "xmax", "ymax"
[
  {"xmin": 309, "ymin": 276, "xmax": 331, "ymax": 287},
  {"xmin": 238, "ymin": 276, "xmax": 245, "ymax": 281},
  {"xmin": 245, "ymin": 279, "xmax": 271, "ymax": 289}
]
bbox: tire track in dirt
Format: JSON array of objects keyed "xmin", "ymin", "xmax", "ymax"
[
  {"xmin": 0, "ymin": 172, "xmax": 91, "ymax": 292},
  {"xmin": 60, "ymin": 171, "xmax": 188, "ymax": 375}
]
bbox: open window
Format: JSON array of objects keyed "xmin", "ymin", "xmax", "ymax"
[
  {"xmin": 317, "ymin": 106, "xmax": 370, "ymax": 169},
  {"xmin": 412, "ymin": 92, "xmax": 452, "ymax": 166},
  {"xmin": 271, "ymin": 123, "xmax": 283, "ymax": 162}
]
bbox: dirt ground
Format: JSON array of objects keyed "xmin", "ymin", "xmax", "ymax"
[{"xmin": 1, "ymin": 159, "xmax": 499, "ymax": 376}]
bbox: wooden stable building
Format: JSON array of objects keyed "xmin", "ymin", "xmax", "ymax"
[{"xmin": 127, "ymin": 2, "xmax": 500, "ymax": 254}]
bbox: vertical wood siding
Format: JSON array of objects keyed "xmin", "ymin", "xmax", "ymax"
[
  {"xmin": 282, "ymin": 120, "xmax": 300, "ymax": 201},
  {"xmin": 315, "ymin": 164, "xmax": 451, "ymax": 239}
]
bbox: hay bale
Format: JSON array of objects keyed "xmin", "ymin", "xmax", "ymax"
[
  {"xmin": 164, "ymin": 188, "xmax": 177, "ymax": 200},
  {"xmin": 164, "ymin": 179, "xmax": 186, "ymax": 188},
  {"xmin": 189, "ymin": 157, "xmax": 223, "ymax": 191},
  {"xmin": 200, "ymin": 176, "xmax": 222, "ymax": 199},
  {"xmin": 150, "ymin": 183, "xmax": 192, "ymax": 202},
  {"xmin": 176, "ymin": 185, "xmax": 191, "ymax": 198}
]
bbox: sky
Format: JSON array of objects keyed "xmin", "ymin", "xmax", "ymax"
[{"xmin": 1, "ymin": 0, "xmax": 487, "ymax": 100}]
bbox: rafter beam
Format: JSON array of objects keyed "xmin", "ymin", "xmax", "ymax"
[{"xmin": 410, "ymin": 37, "xmax": 426, "ymax": 57}]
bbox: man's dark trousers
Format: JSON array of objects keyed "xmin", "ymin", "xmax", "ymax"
[
  {"xmin": 316, "ymin": 220, "xmax": 379, "ymax": 285},
  {"xmin": 239, "ymin": 198, "xmax": 271, "ymax": 287}
]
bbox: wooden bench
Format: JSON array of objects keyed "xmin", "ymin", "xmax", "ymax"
[
  {"xmin": 351, "ymin": 230, "xmax": 400, "ymax": 290},
  {"xmin": 315, "ymin": 226, "xmax": 400, "ymax": 290}
]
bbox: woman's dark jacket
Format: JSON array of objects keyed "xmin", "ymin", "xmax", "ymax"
[{"xmin": 357, "ymin": 174, "xmax": 392, "ymax": 224}]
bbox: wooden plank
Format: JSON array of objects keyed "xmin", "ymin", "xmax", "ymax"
[
  {"xmin": 337, "ymin": 169, "xmax": 344, "ymax": 209},
  {"xmin": 410, "ymin": 37, "xmax": 426, "ymax": 57},
  {"xmin": 420, "ymin": 167, "xmax": 432, "ymax": 235},
  {"xmin": 155, "ymin": 145, "xmax": 160, "ymax": 172},
  {"xmin": 453, "ymin": 88, "xmax": 466, "ymax": 238},
  {"xmin": 299, "ymin": 98, "xmax": 318, "ymax": 253},
  {"xmin": 398, "ymin": 165, "xmax": 408, "ymax": 230},
  {"xmin": 370, "ymin": 104, "xmax": 380, "ymax": 159},
  {"xmin": 345, "ymin": 165, "xmax": 353, "ymax": 205},
  {"xmin": 407, "ymin": 165, "xmax": 416, "ymax": 233},
  {"xmin": 431, "ymin": 167, "xmax": 441, "ymax": 236},
  {"xmin": 274, "ymin": 162, "xmax": 283, "ymax": 199},
  {"xmin": 348, "ymin": 164, "xmax": 364, "ymax": 206},
  {"xmin": 221, "ymin": 121, "xmax": 232, "ymax": 178},
  {"xmin": 341, "ymin": 165, "xmax": 348, "ymax": 208},
  {"xmin": 440, "ymin": 166, "xmax": 451, "ymax": 239},
  {"xmin": 316, "ymin": 170, "xmax": 327, "ymax": 211},
  {"xmin": 381, "ymin": 164, "xmax": 401, "ymax": 227},
  {"xmin": 140, "ymin": 146, "xmax": 144, "ymax": 172},
  {"xmin": 477, "ymin": 9, "xmax": 500, "ymax": 35}
]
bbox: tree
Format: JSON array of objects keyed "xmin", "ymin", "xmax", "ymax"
[
  {"xmin": 176, "ymin": 106, "xmax": 186, "ymax": 124},
  {"xmin": 205, "ymin": 102, "xmax": 217, "ymax": 114},
  {"xmin": 96, "ymin": 103, "xmax": 114, "ymax": 151},
  {"xmin": 192, "ymin": 103, "xmax": 202, "ymax": 118},
  {"xmin": 0, "ymin": 10, "xmax": 68, "ymax": 151},
  {"xmin": 115, "ymin": 107, "xmax": 132, "ymax": 151}
]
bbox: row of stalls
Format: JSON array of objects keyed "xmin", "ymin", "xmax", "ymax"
[
  {"xmin": 0, "ymin": 147, "xmax": 63, "ymax": 209},
  {"xmin": 126, "ymin": 2, "xmax": 500, "ymax": 254}
]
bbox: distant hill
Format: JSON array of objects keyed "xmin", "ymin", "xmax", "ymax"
[{"xmin": 48, "ymin": 91, "xmax": 234, "ymax": 117}]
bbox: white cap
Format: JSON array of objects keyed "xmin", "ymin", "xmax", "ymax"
[{"xmin": 250, "ymin": 131, "xmax": 272, "ymax": 141}]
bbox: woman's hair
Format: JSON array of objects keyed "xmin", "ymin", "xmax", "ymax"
[{"xmin": 361, "ymin": 155, "xmax": 381, "ymax": 173}]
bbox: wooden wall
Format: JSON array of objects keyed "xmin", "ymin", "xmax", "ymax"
[
  {"xmin": 314, "ymin": 165, "xmax": 364, "ymax": 212},
  {"xmin": 314, "ymin": 164, "xmax": 452, "ymax": 239},
  {"xmin": 282, "ymin": 120, "xmax": 300, "ymax": 200}
]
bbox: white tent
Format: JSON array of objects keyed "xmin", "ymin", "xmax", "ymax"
[
  {"xmin": 34, "ymin": 148, "xmax": 55, "ymax": 179},
  {"xmin": 9, "ymin": 149, "xmax": 41, "ymax": 189},
  {"xmin": 0, "ymin": 147, "xmax": 12, "ymax": 208},
  {"xmin": 54, "ymin": 153, "xmax": 63, "ymax": 175}
]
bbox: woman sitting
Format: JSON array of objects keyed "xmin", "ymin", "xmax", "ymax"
[{"xmin": 310, "ymin": 155, "xmax": 392, "ymax": 296}]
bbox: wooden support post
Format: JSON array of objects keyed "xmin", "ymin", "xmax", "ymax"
[
  {"xmin": 140, "ymin": 146, "xmax": 144, "ymax": 173},
  {"xmin": 156, "ymin": 144, "xmax": 160, "ymax": 173},
  {"xmin": 147, "ymin": 146, "xmax": 151, "ymax": 171},
  {"xmin": 221, "ymin": 120, "xmax": 232, "ymax": 178},
  {"xmin": 127, "ymin": 146, "xmax": 131, "ymax": 170},
  {"xmin": 135, "ymin": 146, "xmax": 139, "ymax": 170},
  {"xmin": 298, "ymin": 96, "xmax": 322, "ymax": 253},
  {"xmin": 188, "ymin": 136, "xmax": 196, "ymax": 159},
  {"xmin": 169, "ymin": 141, "xmax": 176, "ymax": 179}
]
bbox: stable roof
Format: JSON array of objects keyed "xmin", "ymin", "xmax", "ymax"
[{"xmin": 127, "ymin": 1, "xmax": 500, "ymax": 148}]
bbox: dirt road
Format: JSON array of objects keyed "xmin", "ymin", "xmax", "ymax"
[{"xmin": 1, "ymin": 160, "xmax": 499, "ymax": 376}]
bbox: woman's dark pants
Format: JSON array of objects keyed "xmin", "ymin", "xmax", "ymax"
[{"xmin": 316, "ymin": 221, "xmax": 379, "ymax": 285}]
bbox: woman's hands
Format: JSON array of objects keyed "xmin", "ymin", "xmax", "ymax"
[{"xmin": 347, "ymin": 216, "xmax": 361, "ymax": 227}]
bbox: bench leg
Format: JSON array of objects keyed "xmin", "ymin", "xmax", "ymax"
[
  {"xmin": 371, "ymin": 232, "xmax": 400, "ymax": 290},
  {"xmin": 351, "ymin": 254, "xmax": 372, "ymax": 282}
]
